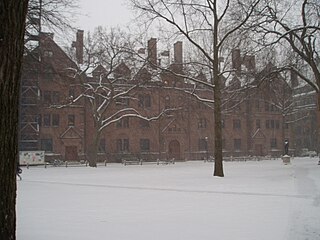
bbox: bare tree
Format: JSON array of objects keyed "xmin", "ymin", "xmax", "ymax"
[
  {"xmin": 130, "ymin": 0, "xmax": 262, "ymax": 176},
  {"xmin": 65, "ymin": 27, "xmax": 174, "ymax": 167},
  {"xmin": 26, "ymin": 0, "xmax": 78, "ymax": 34},
  {"xmin": 251, "ymin": 0, "xmax": 320, "ymax": 151},
  {"xmin": 24, "ymin": 0, "xmax": 79, "ymax": 55},
  {"xmin": 0, "ymin": 1, "xmax": 29, "ymax": 239}
]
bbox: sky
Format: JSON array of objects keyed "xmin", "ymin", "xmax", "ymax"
[
  {"xmin": 76, "ymin": 0, "xmax": 135, "ymax": 32},
  {"xmin": 17, "ymin": 157, "xmax": 320, "ymax": 240}
]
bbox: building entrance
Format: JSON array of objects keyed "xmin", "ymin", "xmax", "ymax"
[
  {"xmin": 65, "ymin": 146, "xmax": 78, "ymax": 161},
  {"xmin": 168, "ymin": 140, "xmax": 180, "ymax": 160}
]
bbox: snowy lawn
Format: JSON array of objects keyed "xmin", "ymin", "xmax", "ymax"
[{"xmin": 17, "ymin": 157, "xmax": 320, "ymax": 240}]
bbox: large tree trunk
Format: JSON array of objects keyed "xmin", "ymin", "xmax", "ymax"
[
  {"xmin": 0, "ymin": 1, "xmax": 29, "ymax": 239},
  {"xmin": 317, "ymin": 92, "xmax": 320, "ymax": 156},
  {"xmin": 212, "ymin": 6, "xmax": 224, "ymax": 177},
  {"xmin": 86, "ymin": 130, "xmax": 101, "ymax": 167}
]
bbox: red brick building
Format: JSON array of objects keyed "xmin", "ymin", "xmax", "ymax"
[
  {"xmin": 20, "ymin": 31, "xmax": 297, "ymax": 162},
  {"xmin": 20, "ymin": 32, "xmax": 85, "ymax": 162}
]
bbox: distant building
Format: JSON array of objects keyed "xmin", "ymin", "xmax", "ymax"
[{"xmin": 291, "ymin": 82, "xmax": 318, "ymax": 154}]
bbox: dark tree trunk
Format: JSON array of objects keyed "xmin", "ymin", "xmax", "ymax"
[
  {"xmin": 212, "ymin": 4, "xmax": 224, "ymax": 177},
  {"xmin": 87, "ymin": 144, "xmax": 98, "ymax": 167},
  {"xmin": 213, "ymin": 69, "xmax": 224, "ymax": 177},
  {"xmin": 86, "ymin": 130, "xmax": 101, "ymax": 167},
  {"xmin": 0, "ymin": 1, "xmax": 29, "ymax": 239},
  {"xmin": 317, "ymin": 92, "xmax": 320, "ymax": 155}
]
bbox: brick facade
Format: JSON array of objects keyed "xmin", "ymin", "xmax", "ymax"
[{"xmin": 20, "ymin": 32, "xmax": 311, "ymax": 162}]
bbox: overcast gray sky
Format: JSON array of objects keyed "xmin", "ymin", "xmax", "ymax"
[{"xmin": 76, "ymin": 0, "xmax": 134, "ymax": 32}]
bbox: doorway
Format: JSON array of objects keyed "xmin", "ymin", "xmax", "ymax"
[
  {"xmin": 65, "ymin": 146, "xmax": 78, "ymax": 161},
  {"xmin": 254, "ymin": 144, "xmax": 264, "ymax": 156},
  {"xmin": 168, "ymin": 140, "xmax": 180, "ymax": 160}
]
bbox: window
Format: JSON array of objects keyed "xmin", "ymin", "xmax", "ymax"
[
  {"xmin": 140, "ymin": 139, "xmax": 150, "ymax": 152},
  {"xmin": 99, "ymin": 138, "xmax": 106, "ymax": 153},
  {"xmin": 117, "ymin": 139, "xmax": 129, "ymax": 152},
  {"xmin": 256, "ymin": 119, "xmax": 261, "ymax": 128},
  {"xmin": 198, "ymin": 118, "xmax": 207, "ymax": 128},
  {"xmin": 43, "ymin": 114, "xmax": 51, "ymax": 127},
  {"xmin": 52, "ymin": 114, "xmax": 60, "ymax": 127},
  {"xmin": 52, "ymin": 91, "xmax": 60, "ymax": 104},
  {"xmin": 270, "ymin": 104, "xmax": 278, "ymax": 112},
  {"xmin": 198, "ymin": 102, "xmax": 207, "ymax": 110},
  {"xmin": 233, "ymin": 119, "xmax": 241, "ymax": 129},
  {"xmin": 255, "ymin": 100, "xmax": 260, "ymax": 112},
  {"xmin": 138, "ymin": 94, "xmax": 151, "ymax": 108},
  {"xmin": 116, "ymin": 117, "xmax": 129, "ymax": 128},
  {"xmin": 68, "ymin": 115, "xmax": 75, "ymax": 126},
  {"xmin": 270, "ymin": 138, "xmax": 277, "ymax": 148},
  {"xmin": 168, "ymin": 124, "xmax": 181, "ymax": 132},
  {"xmin": 37, "ymin": 114, "xmax": 42, "ymax": 127},
  {"xmin": 222, "ymin": 139, "xmax": 226, "ymax": 150},
  {"xmin": 234, "ymin": 139, "xmax": 241, "ymax": 150},
  {"xmin": 43, "ymin": 68, "xmax": 54, "ymax": 81},
  {"xmin": 116, "ymin": 97, "xmax": 130, "ymax": 107},
  {"xmin": 265, "ymin": 102, "xmax": 269, "ymax": 112},
  {"xmin": 270, "ymin": 119, "xmax": 275, "ymax": 129},
  {"xmin": 198, "ymin": 138, "xmax": 208, "ymax": 151},
  {"xmin": 165, "ymin": 95, "xmax": 171, "ymax": 109},
  {"xmin": 69, "ymin": 86, "xmax": 75, "ymax": 99},
  {"xmin": 43, "ymin": 91, "xmax": 52, "ymax": 104},
  {"xmin": 40, "ymin": 139, "xmax": 53, "ymax": 152},
  {"xmin": 266, "ymin": 120, "xmax": 279, "ymax": 129},
  {"xmin": 43, "ymin": 50, "xmax": 53, "ymax": 57},
  {"xmin": 140, "ymin": 119, "xmax": 150, "ymax": 128}
]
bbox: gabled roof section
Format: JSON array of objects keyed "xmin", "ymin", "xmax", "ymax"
[
  {"xmin": 25, "ymin": 33, "xmax": 78, "ymax": 73},
  {"xmin": 60, "ymin": 127, "xmax": 82, "ymax": 139},
  {"xmin": 114, "ymin": 62, "xmax": 131, "ymax": 79},
  {"xmin": 134, "ymin": 68, "xmax": 152, "ymax": 82},
  {"xmin": 196, "ymin": 71, "xmax": 207, "ymax": 82},
  {"xmin": 92, "ymin": 64, "xmax": 107, "ymax": 79},
  {"xmin": 40, "ymin": 33, "xmax": 78, "ymax": 70},
  {"xmin": 252, "ymin": 128, "xmax": 266, "ymax": 139},
  {"xmin": 227, "ymin": 75, "xmax": 241, "ymax": 90}
]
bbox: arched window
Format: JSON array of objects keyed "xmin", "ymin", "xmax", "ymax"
[{"xmin": 165, "ymin": 95, "xmax": 170, "ymax": 109}]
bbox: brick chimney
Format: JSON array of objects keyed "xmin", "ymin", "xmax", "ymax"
[
  {"xmin": 72, "ymin": 30, "xmax": 84, "ymax": 64},
  {"xmin": 147, "ymin": 38, "xmax": 157, "ymax": 68},
  {"xmin": 243, "ymin": 55, "xmax": 256, "ymax": 71},
  {"xmin": 173, "ymin": 41, "xmax": 183, "ymax": 72},
  {"xmin": 76, "ymin": 30, "xmax": 84, "ymax": 64},
  {"xmin": 291, "ymin": 70, "xmax": 298, "ymax": 88},
  {"xmin": 232, "ymin": 49, "xmax": 241, "ymax": 74},
  {"xmin": 174, "ymin": 41, "xmax": 183, "ymax": 64}
]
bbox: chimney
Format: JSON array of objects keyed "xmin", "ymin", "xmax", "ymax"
[
  {"xmin": 174, "ymin": 41, "xmax": 183, "ymax": 64},
  {"xmin": 243, "ymin": 55, "xmax": 256, "ymax": 71},
  {"xmin": 232, "ymin": 49, "xmax": 241, "ymax": 74},
  {"xmin": 173, "ymin": 41, "xmax": 183, "ymax": 72},
  {"xmin": 291, "ymin": 70, "xmax": 298, "ymax": 88},
  {"xmin": 72, "ymin": 30, "xmax": 84, "ymax": 64},
  {"xmin": 147, "ymin": 38, "xmax": 157, "ymax": 68}
]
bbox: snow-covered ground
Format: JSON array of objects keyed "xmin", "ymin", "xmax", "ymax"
[{"xmin": 17, "ymin": 157, "xmax": 320, "ymax": 240}]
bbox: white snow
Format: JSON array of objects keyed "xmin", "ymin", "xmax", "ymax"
[{"xmin": 17, "ymin": 157, "xmax": 320, "ymax": 240}]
